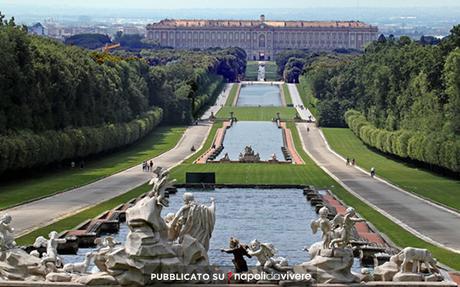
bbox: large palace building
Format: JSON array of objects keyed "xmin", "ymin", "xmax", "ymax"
[{"xmin": 146, "ymin": 15, "xmax": 378, "ymax": 60}]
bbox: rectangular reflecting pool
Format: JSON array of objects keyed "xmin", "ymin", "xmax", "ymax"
[
  {"xmin": 221, "ymin": 121, "xmax": 283, "ymax": 160},
  {"xmin": 237, "ymin": 84, "xmax": 281, "ymax": 106}
]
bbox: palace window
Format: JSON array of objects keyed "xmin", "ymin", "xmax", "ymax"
[{"xmin": 259, "ymin": 34, "xmax": 266, "ymax": 48}]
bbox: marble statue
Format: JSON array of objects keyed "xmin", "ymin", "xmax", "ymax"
[
  {"xmin": 0, "ymin": 214, "xmax": 16, "ymax": 250},
  {"xmin": 220, "ymin": 152, "xmax": 230, "ymax": 162},
  {"xmin": 374, "ymin": 247, "xmax": 443, "ymax": 282},
  {"xmin": 169, "ymin": 192, "xmax": 216, "ymax": 251},
  {"xmin": 396, "ymin": 247, "xmax": 439, "ymax": 274},
  {"xmin": 0, "ymin": 217, "xmax": 48, "ymax": 281},
  {"xmin": 164, "ymin": 212, "xmax": 181, "ymax": 241},
  {"xmin": 63, "ymin": 252, "xmax": 93, "ymax": 274},
  {"xmin": 269, "ymin": 153, "xmax": 279, "ymax": 162},
  {"xmin": 221, "ymin": 237, "xmax": 251, "ymax": 273},
  {"xmin": 310, "ymin": 206, "xmax": 333, "ymax": 250},
  {"xmin": 246, "ymin": 239, "xmax": 290, "ymax": 273},
  {"xmin": 40, "ymin": 231, "xmax": 67, "ymax": 268},
  {"xmin": 294, "ymin": 207, "xmax": 363, "ymax": 283},
  {"xmin": 329, "ymin": 207, "xmax": 365, "ymax": 249},
  {"xmin": 103, "ymin": 173, "xmax": 216, "ymax": 285},
  {"xmin": 148, "ymin": 167, "xmax": 175, "ymax": 198},
  {"xmin": 93, "ymin": 236, "xmax": 118, "ymax": 272}
]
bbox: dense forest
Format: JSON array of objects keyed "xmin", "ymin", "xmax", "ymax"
[
  {"xmin": 296, "ymin": 26, "xmax": 460, "ymax": 173},
  {"xmin": 0, "ymin": 14, "xmax": 246, "ymax": 174}
]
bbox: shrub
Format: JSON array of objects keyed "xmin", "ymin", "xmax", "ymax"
[
  {"xmin": 0, "ymin": 109, "xmax": 162, "ymax": 173},
  {"xmin": 345, "ymin": 110, "xmax": 459, "ymax": 172}
]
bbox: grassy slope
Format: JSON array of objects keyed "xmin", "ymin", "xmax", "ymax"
[
  {"xmin": 0, "ymin": 126, "xmax": 185, "ymax": 210},
  {"xmin": 323, "ymin": 128, "xmax": 460, "ymax": 211},
  {"xmin": 296, "ymin": 81, "xmax": 319, "ymax": 119},
  {"xmin": 224, "ymin": 84, "xmax": 239, "ymax": 106},
  {"xmin": 282, "ymin": 83, "xmax": 293, "ymax": 106},
  {"xmin": 216, "ymin": 106, "xmax": 297, "ymax": 121}
]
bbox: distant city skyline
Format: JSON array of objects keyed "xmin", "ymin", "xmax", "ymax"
[{"xmin": 3, "ymin": 0, "xmax": 460, "ymax": 10}]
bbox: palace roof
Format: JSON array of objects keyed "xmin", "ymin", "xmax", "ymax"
[{"xmin": 148, "ymin": 19, "xmax": 375, "ymax": 29}]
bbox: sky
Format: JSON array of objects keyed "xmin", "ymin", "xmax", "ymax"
[{"xmin": 3, "ymin": 0, "xmax": 460, "ymax": 9}]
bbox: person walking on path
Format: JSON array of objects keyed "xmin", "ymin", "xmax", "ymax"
[
  {"xmin": 149, "ymin": 160, "xmax": 154, "ymax": 172},
  {"xmin": 351, "ymin": 158, "xmax": 355, "ymax": 166},
  {"xmin": 346, "ymin": 157, "xmax": 350, "ymax": 166},
  {"xmin": 370, "ymin": 167, "xmax": 376, "ymax": 178}
]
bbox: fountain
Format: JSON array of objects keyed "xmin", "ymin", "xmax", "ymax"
[
  {"xmin": 0, "ymin": 174, "xmax": 457, "ymax": 286},
  {"xmin": 238, "ymin": 145, "xmax": 260, "ymax": 163}
]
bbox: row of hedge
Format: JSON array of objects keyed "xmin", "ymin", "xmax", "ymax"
[
  {"xmin": 0, "ymin": 108, "xmax": 162, "ymax": 173},
  {"xmin": 193, "ymin": 75, "xmax": 225, "ymax": 118},
  {"xmin": 345, "ymin": 110, "xmax": 460, "ymax": 173}
]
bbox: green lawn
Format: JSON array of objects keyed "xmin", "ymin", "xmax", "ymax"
[
  {"xmin": 0, "ymin": 126, "xmax": 185, "ymax": 210},
  {"xmin": 264, "ymin": 61, "xmax": 279, "ymax": 81},
  {"xmin": 224, "ymin": 84, "xmax": 239, "ymax": 106},
  {"xmin": 244, "ymin": 61, "xmax": 279, "ymax": 81},
  {"xmin": 216, "ymin": 106, "xmax": 297, "ymax": 121},
  {"xmin": 296, "ymin": 81, "xmax": 319, "ymax": 119},
  {"xmin": 282, "ymin": 83, "xmax": 293, "ymax": 106},
  {"xmin": 244, "ymin": 61, "xmax": 259, "ymax": 81},
  {"xmin": 322, "ymin": 128, "xmax": 460, "ymax": 211},
  {"xmin": 16, "ymin": 183, "xmax": 151, "ymax": 245}
]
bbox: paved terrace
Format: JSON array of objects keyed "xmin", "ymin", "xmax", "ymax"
[
  {"xmin": 7, "ymin": 84, "xmax": 233, "ymax": 236},
  {"xmin": 288, "ymin": 83, "xmax": 460, "ymax": 253}
]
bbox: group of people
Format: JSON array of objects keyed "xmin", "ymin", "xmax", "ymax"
[
  {"xmin": 345, "ymin": 157, "xmax": 356, "ymax": 166},
  {"xmin": 142, "ymin": 160, "xmax": 154, "ymax": 172}
]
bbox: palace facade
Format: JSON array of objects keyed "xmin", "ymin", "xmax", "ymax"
[{"xmin": 146, "ymin": 15, "xmax": 378, "ymax": 60}]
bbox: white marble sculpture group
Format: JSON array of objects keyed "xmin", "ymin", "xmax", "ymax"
[
  {"xmin": 298, "ymin": 206, "xmax": 445, "ymax": 283},
  {"xmin": 0, "ymin": 169, "xmax": 216, "ymax": 285},
  {"xmin": 0, "ymin": 180, "xmax": 451, "ymax": 285}
]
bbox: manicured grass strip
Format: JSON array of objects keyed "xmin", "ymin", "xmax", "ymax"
[
  {"xmin": 296, "ymin": 82, "xmax": 319, "ymax": 118},
  {"xmin": 216, "ymin": 106, "xmax": 297, "ymax": 121},
  {"xmin": 283, "ymin": 83, "xmax": 293, "ymax": 106},
  {"xmin": 244, "ymin": 61, "xmax": 260, "ymax": 81},
  {"xmin": 224, "ymin": 84, "xmax": 239, "ymax": 107},
  {"xmin": 322, "ymin": 128, "xmax": 460, "ymax": 211},
  {"xmin": 0, "ymin": 126, "xmax": 185, "ymax": 210},
  {"xmin": 263, "ymin": 61, "xmax": 279, "ymax": 81},
  {"xmin": 16, "ymin": 183, "xmax": 151, "ymax": 245}
]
